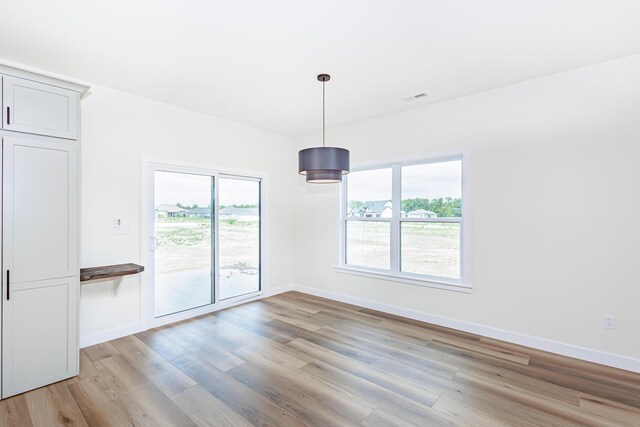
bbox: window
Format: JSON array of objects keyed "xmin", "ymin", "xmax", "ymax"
[{"xmin": 339, "ymin": 154, "xmax": 468, "ymax": 291}]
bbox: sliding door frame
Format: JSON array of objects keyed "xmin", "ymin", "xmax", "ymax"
[{"xmin": 141, "ymin": 159, "xmax": 267, "ymax": 329}]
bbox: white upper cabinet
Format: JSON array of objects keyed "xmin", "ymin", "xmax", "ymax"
[{"xmin": 2, "ymin": 75, "xmax": 79, "ymax": 140}]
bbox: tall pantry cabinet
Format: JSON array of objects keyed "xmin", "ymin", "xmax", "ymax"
[{"xmin": 0, "ymin": 65, "xmax": 88, "ymax": 398}]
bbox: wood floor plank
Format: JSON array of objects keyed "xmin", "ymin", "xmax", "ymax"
[
  {"xmin": 428, "ymin": 339, "xmax": 640, "ymax": 409},
  {"xmin": 214, "ymin": 308, "xmax": 297, "ymax": 344},
  {"xmin": 109, "ymin": 335, "xmax": 197, "ymax": 396},
  {"xmin": 0, "ymin": 394, "xmax": 34, "ymax": 427},
  {"xmin": 234, "ymin": 342, "xmax": 377, "ymax": 418},
  {"xmin": 431, "ymin": 394, "xmax": 515, "ymax": 427},
  {"xmin": 78, "ymin": 350, "xmax": 99, "ymax": 381},
  {"xmin": 171, "ymin": 385, "xmax": 253, "ymax": 427},
  {"xmin": 8, "ymin": 291, "xmax": 640, "ymax": 426},
  {"xmin": 455, "ymin": 370, "xmax": 625, "ymax": 426},
  {"xmin": 267, "ymin": 319, "xmax": 381, "ymax": 364},
  {"xmin": 267, "ymin": 294, "xmax": 323, "ymax": 314},
  {"xmin": 117, "ymin": 382, "xmax": 198, "ymax": 427},
  {"xmin": 233, "ymin": 342, "xmax": 312, "ymax": 370},
  {"xmin": 578, "ymin": 393, "xmax": 640, "ymax": 426},
  {"xmin": 275, "ymin": 293, "xmax": 383, "ymax": 324},
  {"xmin": 23, "ymin": 382, "xmax": 88, "ymax": 427},
  {"xmin": 288, "ymin": 338, "xmax": 441, "ymax": 407},
  {"xmin": 432, "ymin": 336, "xmax": 531, "ymax": 365},
  {"xmin": 69, "ymin": 354, "xmax": 149, "ymax": 403},
  {"xmin": 258, "ymin": 300, "xmax": 327, "ymax": 331},
  {"xmin": 356, "ymin": 307, "xmax": 482, "ymax": 341},
  {"xmin": 313, "ymin": 326, "xmax": 456, "ymax": 373},
  {"xmin": 300, "ymin": 359, "xmax": 451, "ymax": 425},
  {"xmin": 137, "ymin": 325, "xmax": 308, "ymax": 426},
  {"xmin": 482, "ymin": 336, "xmax": 640, "ymax": 390},
  {"xmin": 82, "ymin": 341, "xmax": 120, "ymax": 363},
  {"xmin": 362, "ymin": 407, "xmax": 460, "ymax": 427},
  {"xmin": 148, "ymin": 323, "xmax": 244, "ymax": 371},
  {"xmin": 227, "ymin": 361, "xmax": 369, "ymax": 426}
]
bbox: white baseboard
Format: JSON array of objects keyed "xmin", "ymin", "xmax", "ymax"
[
  {"xmin": 291, "ymin": 284, "xmax": 640, "ymax": 373},
  {"xmin": 79, "ymin": 283, "xmax": 294, "ymax": 348},
  {"xmin": 80, "ymin": 323, "xmax": 143, "ymax": 348},
  {"xmin": 264, "ymin": 283, "xmax": 294, "ymax": 297}
]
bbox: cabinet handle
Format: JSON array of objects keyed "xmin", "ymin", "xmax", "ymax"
[
  {"xmin": 6, "ymin": 270, "xmax": 9, "ymax": 301},
  {"xmin": 6, "ymin": 106, "xmax": 9, "ymax": 125}
]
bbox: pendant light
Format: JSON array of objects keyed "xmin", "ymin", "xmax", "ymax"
[{"xmin": 298, "ymin": 74, "xmax": 350, "ymax": 183}]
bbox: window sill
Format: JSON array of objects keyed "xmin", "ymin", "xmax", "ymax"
[{"xmin": 334, "ymin": 266, "xmax": 472, "ymax": 293}]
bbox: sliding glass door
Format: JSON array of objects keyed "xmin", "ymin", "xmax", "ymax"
[
  {"xmin": 154, "ymin": 171, "xmax": 213, "ymax": 317},
  {"xmin": 150, "ymin": 166, "xmax": 262, "ymax": 320}
]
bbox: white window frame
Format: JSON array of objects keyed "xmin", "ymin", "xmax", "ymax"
[{"xmin": 336, "ymin": 150, "xmax": 471, "ymax": 293}]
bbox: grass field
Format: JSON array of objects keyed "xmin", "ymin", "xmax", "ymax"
[
  {"xmin": 347, "ymin": 221, "xmax": 460, "ymax": 279},
  {"xmin": 156, "ymin": 217, "xmax": 460, "ymax": 282},
  {"xmin": 155, "ymin": 217, "xmax": 259, "ymax": 275}
]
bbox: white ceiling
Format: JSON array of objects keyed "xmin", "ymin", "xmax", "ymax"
[{"xmin": 1, "ymin": 0, "xmax": 640, "ymax": 136}]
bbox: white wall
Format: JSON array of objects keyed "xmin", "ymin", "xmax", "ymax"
[
  {"xmin": 79, "ymin": 85, "xmax": 294, "ymax": 343},
  {"xmin": 292, "ymin": 54, "xmax": 640, "ymax": 363}
]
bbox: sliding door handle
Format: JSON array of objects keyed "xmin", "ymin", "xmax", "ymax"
[
  {"xmin": 6, "ymin": 270, "xmax": 9, "ymax": 300},
  {"xmin": 150, "ymin": 236, "xmax": 159, "ymax": 252}
]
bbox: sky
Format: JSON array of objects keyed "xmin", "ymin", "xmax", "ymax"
[
  {"xmin": 154, "ymin": 160, "xmax": 460, "ymax": 208},
  {"xmin": 154, "ymin": 171, "xmax": 259, "ymax": 207},
  {"xmin": 347, "ymin": 160, "xmax": 462, "ymax": 202}
]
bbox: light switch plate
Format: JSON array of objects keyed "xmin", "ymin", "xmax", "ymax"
[{"xmin": 114, "ymin": 217, "xmax": 132, "ymax": 235}]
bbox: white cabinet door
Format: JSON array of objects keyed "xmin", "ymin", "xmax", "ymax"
[
  {"xmin": 3, "ymin": 136, "xmax": 78, "ymax": 283},
  {"xmin": 2, "ymin": 276, "xmax": 78, "ymax": 397},
  {"xmin": 2, "ymin": 76, "xmax": 79, "ymax": 140},
  {"xmin": 1, "ymin": 136, "xmax": 79, "ymax": 398}
]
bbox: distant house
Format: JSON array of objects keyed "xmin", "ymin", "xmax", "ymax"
[
  {"xmin": 156, "ymin": 204, "xmax": 187, "ymax": 218},
  {"xmin": 358, "ymin": 200, "xmax": 392, "ymax": 218},
  {"xmin": 219, "ymin": 206, "xmax": 259, "ymax": 221},
  {"xmin": 407, "ymin": 209, "xmax": 437, "ymax": 218},
  {"xmin": 352, "ymin": 200, "xmax": 408, "ymax": 218},
  {"xmin": 187, "ymin": 207, "xmax": 212, "ymax": 218}
]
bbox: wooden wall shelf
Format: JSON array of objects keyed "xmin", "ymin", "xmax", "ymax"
[{"xmin": 80, "ymin": 263, "xmax": 144, "ymax": 296}]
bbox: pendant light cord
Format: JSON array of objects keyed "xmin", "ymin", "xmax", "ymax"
[{"xmin": 322, "ymin": 80, "xmax": 326, "ymax": 147}]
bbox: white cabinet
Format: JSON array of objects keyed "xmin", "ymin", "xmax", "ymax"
[
  {"xmin": 2, "ymin": 75, "xmax": 79, "ymax": 140},
  {"xmin": 1, "ymin": 136, "xmax": 79, "ymax": 398},
  {"xmin": 2, "ymin": 276, "xmax": 78, "ymax": 396},
  {"xmin": 0, "ymin": 66, "xmax": 86, "ymax": 399},
  {"xmin": 2, "ymin": 137, "xmax": 78, "ymax": 283}
]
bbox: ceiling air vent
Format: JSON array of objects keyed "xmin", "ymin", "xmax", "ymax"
[{"xmin": 402, "ymin": 92, "xmax": 428, "ymax": 101}]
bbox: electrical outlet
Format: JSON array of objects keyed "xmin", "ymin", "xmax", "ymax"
[
  {"xmin": 114, "ymin": 217, "xmax": 132, "ymax": 235},
  {"xmin": 603, "ymin": 315, "xmax": 616, "ymax": 330}
]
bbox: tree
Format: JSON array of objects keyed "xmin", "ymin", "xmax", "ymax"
[
  {"xmin": 401, "ymin": 197, "xmax": 462, "ymax": 218},
  {"xmin": 401, "ymin": 198, "xmax": 430, "ymax": 213}
]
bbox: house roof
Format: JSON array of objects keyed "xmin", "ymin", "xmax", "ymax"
[
  {"xmin": 156, "ymin": 204, "xmax": 186, "ymax": 213},
  {"xmin": 359, "ymin": 200, "xmax": 392, "ymax": 214},
  {"xmin": 220, "ymin": 206, "xmax": 259, "ymax": 216},
  {"xmin": 408, "ymin": 209, "xmax": 436, "ymax": 215},
  {"xmin": 187, "ymin": 207, "xmax": 211, "ymax": 214}
]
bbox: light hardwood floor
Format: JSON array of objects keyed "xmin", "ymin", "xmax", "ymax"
[{"xmin": 2, "ymin": 291, "xmax": 640, "ymax": 426}]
